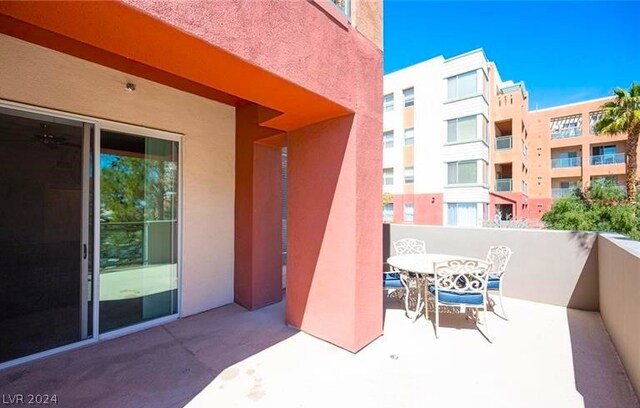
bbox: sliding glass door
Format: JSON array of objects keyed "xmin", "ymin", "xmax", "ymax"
[
  {"xmin": 0, "ymin": 108, "xmax": 93, "ymax": 364},
  {"xmin": 99, "ymin": 130, "xmax": 179, "ymax": 333},
  {"xmin": 0, "ymin": 103, "xmax": 180, "ymax": 366}
]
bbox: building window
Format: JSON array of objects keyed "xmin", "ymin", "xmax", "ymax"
[
  {"xmin": 384, "ymin": 94, "xmax": 394, "ymax": 112},
  {"xmin": 446, "ymin": 203, "xmax": 478, "ymax": 226},
  {"xmin": 447, "ymin": 160, "xmax": 477, "ymax": 185},
  {"xmin": 550, "ymin": 114, "xmax": 582, "ymax": 139},
  {"xmin": 447, "ymin": 70, "xmax": 478, "ymax": 100},
  {"xmin": 383, "ymin": 168, "xmax": 394, "ymax": 185},
  {"xmin": 404, "ymin": 166, "xmax": 414, "ymax": 183},
  {"xmin": 383, "ymin": 203, "xmax": 394, "ymax": 222},
  {"xmin": 589, "ymin": 111, "xmax": 603, "ymax": 134},
  {"xmin": 447, "ymin": 115, "xmax": 478, "ymax": 143},
  {"xmin": 404, "ymin": 202, "xmax": 414, "ymax": 222},
  {"xmin": 403, "ymin": 87, "xmax": 414, "ymax": 107},
  {"xmin": 383, "ymin": 131, "xmax": 394, "ymax": 148},
  {"xmin": 404, "ymin": 128, "xmax": 414, "ymax": 145}
]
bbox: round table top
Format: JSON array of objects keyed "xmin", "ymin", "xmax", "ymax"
[{"xmin": 387, "ymin": 253, "xmax": 484, "ymax": 274}]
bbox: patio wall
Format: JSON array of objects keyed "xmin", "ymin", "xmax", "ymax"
[
  {"xmin": 385, "ymin": 224, "xmax": 599, "ymax": 310},
  {"xmin": 598, "ymin": 233, "xmax": 640, "ymax": 397}
]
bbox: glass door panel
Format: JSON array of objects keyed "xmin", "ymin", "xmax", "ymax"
[
  {"xmin": 0, "ymin": 108, "xmax": 92, "ymax": 364},
  {"xmin": 99, "ymin": 130, "xmax": 178, "ymax": 333}
]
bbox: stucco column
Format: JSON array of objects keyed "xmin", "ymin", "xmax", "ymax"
[
  {"xmin": 287, "ymin": 113, "xmax": 383, "ymax": 352},
  {"xmin": 234, "ymin": 103, "xmax": 283, "ymax": 310}
]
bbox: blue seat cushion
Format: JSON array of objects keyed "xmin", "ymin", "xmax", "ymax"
[
  {"xmin": 383, "ymin": 274, "xmax": 403, "ymax": 289},
  {"xmin": 428, "ymin": 285, "xmax": 484, "ymax": 305},
  {"xmin": 488, "ymin": 276, "xmax": 501, "ymax": 290}
]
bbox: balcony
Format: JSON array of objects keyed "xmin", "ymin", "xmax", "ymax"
[
  {"xmin": 552, "ymin": 187, "xmax": 577, "ymax": 199},
  {"xmin": 591, "ymin": 153, "xmax": 625, "ymax": 166},
  {"xmin": 495, "ymin": 178, "xmax": 513, "ymax": 192},
  {"xmin": 2, "ymin": 227, "xmax": 639, "ymax": 407},
  {"xmin": 551, "ymin": 157, "xmax": 581, "ymax": 168},
  {"xmin": 551, "ymin": 127, "xmax": 582, "ymax": 139},
  {"xmin": 495, "ymin": 135, "xmax": 512, "ymax": 150}
]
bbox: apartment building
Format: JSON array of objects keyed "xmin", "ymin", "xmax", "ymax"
[
  {"xmin": 383, "ymin": 49, "xmax": 491, "ymax": 227},
  {"xmin": 526, "ymin": 98, "xmax": 635, "ymax": 218},
  {"xmin": 384, "ymin": 49, "xmax": 635, "ymax": 226}
]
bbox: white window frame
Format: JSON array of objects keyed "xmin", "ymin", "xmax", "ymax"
[
  {"xmin": 384, "ymin": 93, "xmax": 394, "ymax": 112},
  {"xmin": 447, "ymin": 70, "xmax": 478, "ymax": 100},
  {"xmin": 404, "ymin": 202, "xmax": 414, "ymax": 222},
  {"xmin": 447, "ymin": 115, "xmax": 479, "ymax": 143},
  {"xmin": 404, "ymin": 166, "xmax": 414, "ymax": 184},
  {"xmin": 447, "ymin": 160, "xmax": 478, "ymax": 185},
  {"xmin": 383, "ymin": 130, "xmax": 394, "ymax": 148},
  {"xmin": 403, "ymin": 87, "xmax": 414, "ymax": 107},
  {"xmin": 383, "ymin": 203, "xmax": 394, "ymax": 221},
  {"xmin": 383, "ymin": 168, "xmax": 394, "ymax": 185},
  {"xmin": 404, "ymin": 128, "xmax": 414, "ymax": 146}
]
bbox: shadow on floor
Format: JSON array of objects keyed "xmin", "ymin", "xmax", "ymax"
[
  {"xmin": 0, "ymin": 300, "xmax": 297, "ymax": 408},
  {"xmin": 566, "ymin": 308, "xmax": 640, "ymax": 408}
]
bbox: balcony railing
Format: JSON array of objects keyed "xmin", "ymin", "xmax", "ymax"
[
  {"xmin": 551, "ymin": 157, "xmax": 581, "ymax": 168},
  {"xmin": 552, "ymin": 187, "xmax": 577, "ymax": 199},
  {"xmin": 591, "ymin": 153, "xmax": 625, "ymax": 166},
  {"xmin": 495, "ymin": 178, "xmax": 513, "ymax": 192},
  {"xmin": 551, "ymin": 127, "xmax": 582, "ymax": 139},
  {"xmin": 495, "ymin": 135, "xmax": 512, "ymax": 150}
]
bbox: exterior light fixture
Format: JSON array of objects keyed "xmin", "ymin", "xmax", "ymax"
[{"xmin": 126, "ymin": 82, "xmax": 136, "ymax": 92}]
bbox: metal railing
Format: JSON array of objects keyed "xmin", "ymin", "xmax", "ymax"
[
  {"xmin": 551, "ymin": 157, "xmax": 581, "ymax": 168},
  {"xmin": 552, "ymin": 187, "xmax": 577, "ymax": 199},
  {"xmin": 495, "ymin": 178, "xmax": 513, "ymax": 192},
  {"xmin": 551, "ymin": 127, "xmax": 582, "ymax": 139},
  {"xmin": 495, "ymin": 135, "xmax": 512, "ymax": 150},
  {"xmin": 591, "ymin": 153, "xmax": 625, "ymax": 166},
  {"xmin": 100, "ymin": 220, "xmax": 176, "ymax": 269}
]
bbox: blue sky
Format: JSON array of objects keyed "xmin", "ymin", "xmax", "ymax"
[{"xmin": 384, "ymin": 1, "xmax": 640, "ymax": 109}]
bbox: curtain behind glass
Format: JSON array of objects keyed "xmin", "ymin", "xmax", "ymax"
[
  {"xmin": 457, "ymin": 71, "xmax": 477, "ymax": 98},
  {"xmin": 457, "ymin": 116, "xmax": 477, "ymax": 141},
  {"xmin": 458, "ymin": 161, "xmax": 477, "ymax": 184}
]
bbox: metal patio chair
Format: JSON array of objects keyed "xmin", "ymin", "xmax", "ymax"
[
  {"xmin": 427, "ymin": 259, "xmax": 491, "ymax": 340},
  {"xmin": 385, "ymin": 239, "xmax": 427, "ymax": 319},
  {"xmin": 486, "ymin": 245, "xmax": 514, "ymax": 319}
]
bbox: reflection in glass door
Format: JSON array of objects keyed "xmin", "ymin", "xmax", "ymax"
[{"xmin": 99, "ymin": 130, "xmax": 179, "ymax": 333}]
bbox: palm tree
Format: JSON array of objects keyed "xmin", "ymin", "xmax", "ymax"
[{"xmin": 594, "ymin": 83, "xmax": 640, "ymax": 203}]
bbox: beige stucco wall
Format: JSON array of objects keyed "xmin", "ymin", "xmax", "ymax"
[
  {"xmin": 352, "ymin": 0, "xmax": 383, "ymax": 49},
  {"xmin": 385, "ymin": 224, "xmax": 599, "ymax": 310},
  {"xmin": 0, "ymin": 34, "xmax": 235, "ymax": 317},
  {"xmin": 598, "ymin": 234, "xmax": 640, "ymax": 397}
]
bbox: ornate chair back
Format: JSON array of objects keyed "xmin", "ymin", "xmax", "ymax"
[
  {"xmin": 393, "ymin": 239, "xmax": 426, "ymax": 255},
  {"xmin": 486, "ymin": 246, "xmax": 513, "ymax": 277},
  {"xmin": 433, "ymin": 259, "xmax": 491, "ymax": 296}
]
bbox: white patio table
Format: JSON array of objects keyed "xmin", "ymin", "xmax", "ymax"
[{"xmin": 386, "ymin": 253, "xmax": 485, "ymax": 321}]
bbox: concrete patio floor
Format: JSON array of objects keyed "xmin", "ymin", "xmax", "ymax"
[{"xmin": 1, "ymin": 294, "xmax": 638, "ymax": 408}]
